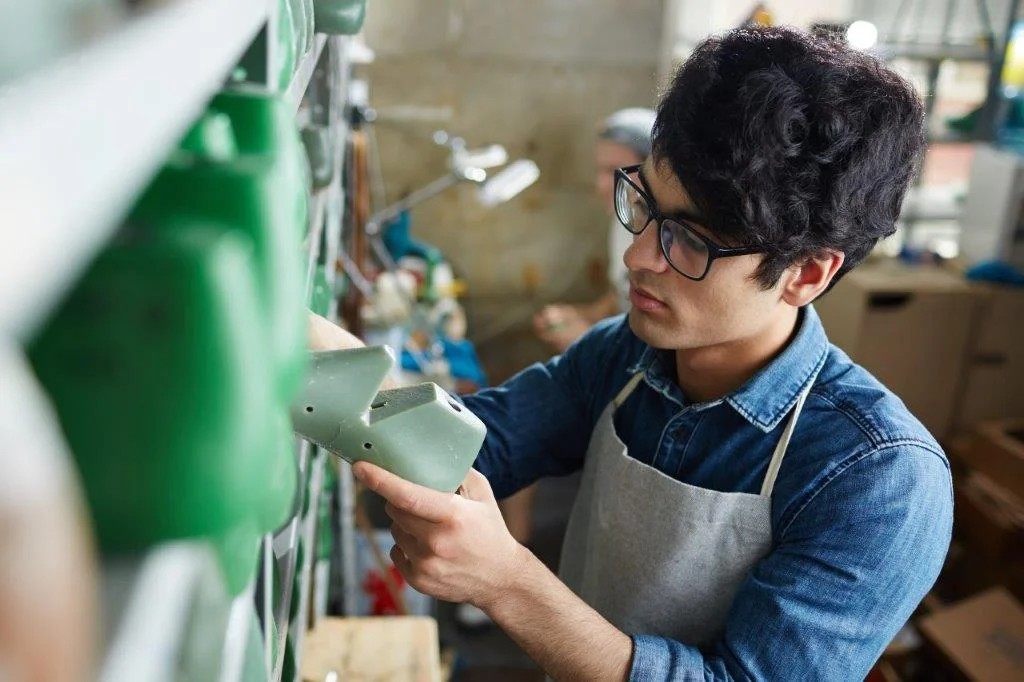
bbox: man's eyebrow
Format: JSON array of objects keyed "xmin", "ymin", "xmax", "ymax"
[
  {"xmin": 637, "ymin": 165, "xmax": 655, "ymax": 197},
  {"xmin": 636, "ymin": 165, "xmax": 707, "ymax": 226}
]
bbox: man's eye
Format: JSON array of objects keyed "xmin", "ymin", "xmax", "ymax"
[{"xmin": 677, "ymin": 225, "xmax": 707, "ymax": 252}]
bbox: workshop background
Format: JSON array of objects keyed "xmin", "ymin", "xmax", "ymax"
[{"xmin": 1, "ymin": 1, "xmax": 1023, "ymax": 681}]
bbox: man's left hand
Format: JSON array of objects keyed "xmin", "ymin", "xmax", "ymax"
[{"xmin": 352, "ymin": 462, "xmax": 527, "ymax": 610}]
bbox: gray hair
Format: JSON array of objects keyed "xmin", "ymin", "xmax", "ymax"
[{"xmin": 598, "ymin": 107, "xmax": 656, "ymax": 160}]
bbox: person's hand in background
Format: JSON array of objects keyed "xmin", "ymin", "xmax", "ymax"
[{"xmin": 532, "ymin": 304, "xmax": 590, "ymax": 353}]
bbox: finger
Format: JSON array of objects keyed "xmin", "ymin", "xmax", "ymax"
[
  {"xmin": 385, "ymin": 502, "xmax": 440, "ymax": 536},
  {"xmin": 390, "ymin": 544, "xmax": 413, "ymax": 580},
  {"xmin": 353, "ymin": 461, "xmax": 453, "ymax": 522},
  {"xmin": 390, "ymin": 523, "xmax": 425, "ymax": 561},
  {"xmin": 308, "ymin": 311, "xmax": 364, "ymax": 352},
  {"xmin": 459, "ymin": 468, "xmax": 495, "ymax": 502}
]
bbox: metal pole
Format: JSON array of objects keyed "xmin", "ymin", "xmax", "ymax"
[{"xmin": 976, "ymin": 0, "xmax": 1020, "ymax": 141}]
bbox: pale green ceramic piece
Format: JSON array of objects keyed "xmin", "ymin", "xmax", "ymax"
[{"xmin": 290, "ymin": 347, "xmax": 486, "ymax": 492}]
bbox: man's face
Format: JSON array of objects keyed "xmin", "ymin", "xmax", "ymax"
[
  {"xmin": 624, "ymin": 158, "xmax": 790, "ymax": 351},
  {"xmin": 594, "ymin": 140, "xmax": 643, "ymax": 215}
]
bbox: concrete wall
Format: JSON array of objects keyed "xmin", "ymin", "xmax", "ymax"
[{"xmin": 360, "ymin": 0, "xmax": 664, "ymax": 382}]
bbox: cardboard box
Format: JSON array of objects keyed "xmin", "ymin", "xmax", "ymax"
[
  {"xmin": 954, "ymin": 470, "xmax": 1024, "ymax": 561},
  {"xmin": 956, "ymin": 421, "xmax": 1024, "ymax": 501},
  {"xmin": 954, "ymin": 551, "xmax": 1024, "ymax": 606},
  {"xmin": 919, "ymin": 587, "xmax": 1024, "ymax": 682},
  {"xmin": 816, "ymin": 263, "xmax": 977, "ymax": 440},
  {"xmin": 956, "ymin": 286, "xmax": 1024, "ymax": 429}
]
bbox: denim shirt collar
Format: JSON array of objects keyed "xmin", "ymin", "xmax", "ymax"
[{"xmin": 627, "ymin": 305, "xmax": 829, "ymax": 433}]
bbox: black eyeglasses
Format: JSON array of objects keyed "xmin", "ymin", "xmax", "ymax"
[{"xmin": 614, "ymin": 164, "xmax": 765, "ymax": 281}]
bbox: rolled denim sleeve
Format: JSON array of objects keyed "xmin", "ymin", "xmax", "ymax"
[
  {"xmin": 462, "ymin": 318, "xmax": 632, "ymax": 499},
  {"xmin": 626, "ymin": 442, "xmax": 952, "ymax": 681}
]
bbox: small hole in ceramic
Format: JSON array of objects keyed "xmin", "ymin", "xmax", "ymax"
[
  {"xmin": 448, "ymin": 399, "xmax": 462, "ymax": 412},
  {"xmin": 371, "ymin": 399, "xmax": 388, "ymax": 409},
  {"xmin": 363, "ymin": 442, "xmax": 372, "ymax": 450},
  {"xmin": 305, "ymin": 406, "xmax": 314, "ymax": 413}
]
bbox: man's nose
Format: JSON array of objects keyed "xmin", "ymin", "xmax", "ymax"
[{"xmin": 624, "ymin": 220, "xmax": 668, "ymax": 274}]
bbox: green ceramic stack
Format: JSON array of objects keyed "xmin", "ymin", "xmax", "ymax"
[
  {"xmin": 275, "ymin": 0, "xmax": 317, "ymax": 91},
  {"xmin": 31, "ymin": 86, "xmax": 312, "ymax": 596},
  {"xmin": 301, "ymin": 125, "xmax": 334, "ymax": 190},
  {"xmin": 30, "ymin": 224, "xmax": 272, "ymax": 553}
]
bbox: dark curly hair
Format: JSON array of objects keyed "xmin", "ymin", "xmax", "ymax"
[{"xmin": 653, "ymin": 26, "xmax": 925, "ymax": 289}]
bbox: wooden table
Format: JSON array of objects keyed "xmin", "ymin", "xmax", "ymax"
[{"xmin": 299, "ymin": 616, "xmax": 442, "ymax": 682}]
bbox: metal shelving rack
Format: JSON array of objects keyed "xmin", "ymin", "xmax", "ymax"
[
  {"xmin": 861, "ymin": 0, "xmax": 1007, "ymax": 240},
  {"xmin": 0, "ymin": 2, "xmax": 356, "ymax": 681}
]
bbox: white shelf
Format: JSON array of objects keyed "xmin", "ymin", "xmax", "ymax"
[
  {"xmin": 268, "ymin": 441, "xmax": 313, "ymax": 681},
  {"xmin": 287, "ymin": 35, "xmax": 328, "ymax": 111},
  {"xmin": 304, "ymin": 187, "xmax": 329, "ymax": 301},
  {"xmin": 290, "ymin": 449, "xmax": 327, "ymax": 682},
  {"xmin": 99, "ymin": 542, "xmax": 261, "ymax": 682},
  {"xmin": 0, "ymin": 0, "xmax": 267, "ymax": 340}
]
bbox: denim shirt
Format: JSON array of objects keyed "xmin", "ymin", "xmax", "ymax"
[{"xmin": 463, "ymin": 306, "xmax": 953, "ymax": 681}]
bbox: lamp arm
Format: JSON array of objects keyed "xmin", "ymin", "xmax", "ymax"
[{"xmin": 365, "ymin": 172, "xmax": 462, "ymax": 235}]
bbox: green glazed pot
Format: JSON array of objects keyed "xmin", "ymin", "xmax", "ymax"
[
  {"xmin": 301, "ymin": 125, "xmax": 334, "ymax": 189},
  {"xmin": 135, "ymin": 87, "xmax": 310, "ymax": 404},
  {"xmin": 313, "ymin": 0, "xmax": 367, "ymax": 36},
  {"xmin": 30, "ymin": 227, "xmax": 273, "ymax": 552},
  {"xmin": 276, "ymin": 0, "xmax": 297, "ymax": 91}
]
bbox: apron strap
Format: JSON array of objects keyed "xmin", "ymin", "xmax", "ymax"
[
  {"xmin": 759, "ymin": 384, "xmax": 812, "ymax": 497},
  {"xmin": 613, "ymin": 372, "xmax": 645, "ymax": 408}
]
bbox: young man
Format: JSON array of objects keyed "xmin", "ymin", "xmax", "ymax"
[
  {"xmin": 534, "ymin": 107, "xmax": 656, "ymax": 353},
  {"xmin": 313, "ymin": 26, "xmax": 953, "ymax": 680}
]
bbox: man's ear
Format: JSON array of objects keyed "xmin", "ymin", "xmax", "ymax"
[{"xmin": 780, "ymin": 251, "xmax": 845, "ymax": 307}]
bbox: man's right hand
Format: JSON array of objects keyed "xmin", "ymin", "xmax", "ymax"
[{"xmin": 308, "ymin": 312, "xmax": 365, "ymax": 352}]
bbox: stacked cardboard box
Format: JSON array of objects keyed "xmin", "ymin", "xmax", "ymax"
[
  {"xmin": 820, "ymin": 263, "xmax": 1024, "ymax": 680},
  {"xmin": 945, "ymin": 423, "xmax": 1024, "ymax": 598},
  {"xmin": 816, "ymin": 262, "xmax": 1024, "ymax": 441},
  {"xmin": 919, "ymin": 588, "xmax": 1024, "ymax": 682},
  {"xmin": 956, "ymin": 288, "xmax": 1024, "ymax": 430},
  {"xmin": 815, "ymin": 262, "xmax": 976, "ymax": 441}
]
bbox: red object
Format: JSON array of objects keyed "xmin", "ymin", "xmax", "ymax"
[{"xmin": 362, "ymin": 566, "xmax": 406, "ymax": 615}]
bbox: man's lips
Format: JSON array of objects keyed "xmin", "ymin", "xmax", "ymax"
[{"xmin": 629, "ymin": 284, "xmax": 667, "ymax": 311}]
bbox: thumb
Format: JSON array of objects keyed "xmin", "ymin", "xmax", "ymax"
[{"xmin": 459, "ymin": 468, "xmax": 495, "ymax": 503}]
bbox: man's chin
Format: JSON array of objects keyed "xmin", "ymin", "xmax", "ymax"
[
  {"xmin": 629, "ymin": 308, "xmax": 700, "ymax": 352},
  {"xmin": 627, "ymin": 309, "xmax": 672, "ymax": 348}
]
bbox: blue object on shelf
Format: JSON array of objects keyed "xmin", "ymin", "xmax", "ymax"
[
  {"xmin": 897, "ymin": 245, "xmax": 944, "ymax": 265},
  {"xmin": 964, "ymin": 260, "xmax": 1024, "ymax": 287},
  {"xmin": 383, "ymin": 211, "xmax": 443, "ymax": 263},
  {"xmin": 401, "ymin": 336, "xmax": 488, "ymax": 388}
]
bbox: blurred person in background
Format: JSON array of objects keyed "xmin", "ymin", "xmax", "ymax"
[
  {"xmin": 532, "ymin": 107, "xmax": 656, "ymax": 353},
  {"xmin": 465, "ymin": 107, "xmax": 657, "ymax": 632}
]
